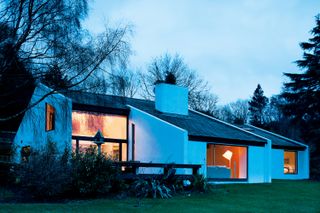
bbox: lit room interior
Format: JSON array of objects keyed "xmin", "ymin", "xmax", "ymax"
[{"xmin": 207, "ymin": 144, "xmax": 247, "ymax": 179}]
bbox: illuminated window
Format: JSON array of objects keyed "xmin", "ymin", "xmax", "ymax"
[
  {"xmin": 284, "ymin": 151, "xmax": 297, "ymax": 174},
  {"xmin": 71, "ymin": 140, "xmax": 127, "ymax": 161},
  {"xmin": 72, "ymin": 111, "xmax": 127, "ymax": 139},
  {"xmin": 46, "ymin": 103, "xmax": 55, "ymax": 131},
  {"xmin": 207, "ymin": 144, "xmax": 247, "ymax": 179},
  {"xmin": 71, "ymin": 110, "xmax": 128, "ymax": 161}
]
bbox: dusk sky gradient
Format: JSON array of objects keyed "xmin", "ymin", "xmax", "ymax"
[{"xmin": 84, "ymin": 0, "xmax": 320, "ymax": 104}]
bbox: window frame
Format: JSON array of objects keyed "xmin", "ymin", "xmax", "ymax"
[
  {"xmin": 206, "ymin": 143, "xmax": 248, "ymax": 181},
  {"xmin": 45, "ymin": 103, "xmax": 55, "ymax": 132},
  {"xmin": 71, "ymin": 109, "xmax": 129, "ymax": 161},
  {"xmin": 284, "ymin": 150, "xmax": 298, "ymax": 175},
  {"xmin": 131, "ymin": 123, "xmax": 135, "ymax": 161}
]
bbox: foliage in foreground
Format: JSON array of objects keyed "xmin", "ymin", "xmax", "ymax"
[
  {"xmin": 131, "ymin": 169, "xmax": 208, "ymax": 199},
  {"xmin": 12, "ymin": 143, "xmax": 207, "ymax": 200},
  {"xmin": 13, "ymin": 142, "xmax": 71, "ymax": 198},
  {"xmin": 71, "ymin": 147, "xmax": 122, "ymax": 196},
  {"xmin": 13, "ymin": 143, "xmax": 121, "ymax": 199}
]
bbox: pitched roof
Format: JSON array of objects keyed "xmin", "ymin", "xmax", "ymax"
[
  {"xmin": 63, "ymin": 90, "xmax": 267, "ymax": 146},
  {"xmin": 237, "ymin": 124, "xmax": 307, "ymax": 150}
]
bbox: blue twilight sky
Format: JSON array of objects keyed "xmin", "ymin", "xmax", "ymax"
[{"xmin": 83, "ymin": 0, "xmax": 320, "ymax": 104}]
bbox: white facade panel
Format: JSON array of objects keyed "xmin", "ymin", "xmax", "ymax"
[
  {"xmin": 128, "ymin": 106, "xmax": 188, "ymax": 174},
  {"xmin": 186, "ymin": 141, "xmax": 207, "ymax": 175},
  {"xmin": 248, "ymin": 145, "xmax": 270, "ymax": 183},
  {"xmin": 13, "ymin": 84, "xmax": 72, "ymax": 162},
  {"xmin": 271, "ymin": 148, "xmax": 309, "ymax": 180}
]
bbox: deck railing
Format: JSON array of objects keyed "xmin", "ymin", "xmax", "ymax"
[{"xmin": 113, "ymin": 161, "xmax": 201, "ymax": 179}]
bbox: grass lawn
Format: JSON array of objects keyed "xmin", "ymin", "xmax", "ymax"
[{"xmin": 0, "ymin": 180, "xmax": 320, "ymax": 213}]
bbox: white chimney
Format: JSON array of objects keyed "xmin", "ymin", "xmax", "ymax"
[{"xmin": 155, "ymin": 83, "xmax": 188, "ymax": 115}]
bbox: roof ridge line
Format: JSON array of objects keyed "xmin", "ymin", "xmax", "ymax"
[{"xmin": 64, "ymin": 89, "xmax": 154, "ymax": 103}]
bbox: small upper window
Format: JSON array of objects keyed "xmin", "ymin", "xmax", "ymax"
[
  {"xmin": 46, "ymin": 103, "xmax": 55, "ymax": 131},
  {"xmin": 284, "ymin": 151, "xmax": 297, "ymax": 174}
]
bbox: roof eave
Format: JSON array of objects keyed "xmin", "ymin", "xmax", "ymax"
[
  {"xmin": 272, "ymin": 144, "xmax": 306, "ymax": 151},
  {"xmin": 72, "ymin": 103, "xmax": 130, "ymax": 115},
  {"xmin": 188, "ymin": 135, "xmax": 266, "ymax": 147}
]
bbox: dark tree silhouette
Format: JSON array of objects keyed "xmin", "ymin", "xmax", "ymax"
[
  {"xmin": 281, "ymin": 14, "xmax": 320, "ymax": 179},
  {"xmin": 0, "ymin": 23, "xmax": 35, "ymax": 130},
  {"xmin": 0, "ymin": 0, "xmax": 132, "ymax": 121},
  {"xmin": 42, "ymin": 63, "xmax": 69, "ymax": 90},
  {"xmin": 164, "ymin": 71, "xmax": 177, "ymax": 85},
  {"xmin": 248, "ymin": 84, "xmax": 268, "ymax": 127}
]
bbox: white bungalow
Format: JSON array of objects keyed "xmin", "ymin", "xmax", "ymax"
[{"xmin": 2, "ymin": 83, "xmax": 309, "ymax": 183}]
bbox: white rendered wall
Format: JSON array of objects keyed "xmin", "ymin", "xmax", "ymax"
[
  {"xmin": 271, "ymin": 148, "xmax": 309, "ymax": 180},
  {"xmin": 128, "ymin": 106, "xmax": 188, "ymax": 174},
  {"xmin": 155, "ymin": 83, "xmax": 188, "ymax": 115},
  {"xmin": 186, "ymin": 141, "xmax": 207, "ymax": 175},
  {"xmin": 248, "ymin": 144, "xmax": 271, "ymax": 183},
  {"xmin": 13, "ymin": 84, "xmax": 72, "ymax": 162}
]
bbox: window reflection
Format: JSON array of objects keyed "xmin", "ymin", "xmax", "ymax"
[{"xmin": 72, "ymin": 111, "xmax": 127, "ymax": 139}]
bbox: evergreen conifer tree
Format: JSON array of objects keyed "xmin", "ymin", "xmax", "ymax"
[
  {"xmin": 248, "ymin": 84, "xmax": 268, "ymax": 127},
  {"xmin": 281, "ymin": 14, "xmax": 320, "ymax": 179}
]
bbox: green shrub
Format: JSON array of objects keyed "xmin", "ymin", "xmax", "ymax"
[
  {"xmin": 14, "ymin": 142, "xmax": 71, "ymax": 199},
  {"xmin": 14, "ymin": 143, "xmax": 124, "ymax": 199},
  {"xmin": 70, "ymin": 146, "xmax": 121, "ymax": 197},
  {"xmin": 192, "ymin": 174, "xmax": 208, "ymax": 192},
  {"xmin": 132, "ymin": 177, "xmax": 172, "ymax": 199}
]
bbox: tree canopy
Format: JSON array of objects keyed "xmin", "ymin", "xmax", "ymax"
[
  {"xmin": 139, "ymin": 53, "xmax": 218, "ymax": 115},
  {"xmin": 281, "ymin": 14, "xmax": 320, "ymax": 179},
  {"xmin": 0, "ymin": 0, "xmax": 132, "ymax": 121}
]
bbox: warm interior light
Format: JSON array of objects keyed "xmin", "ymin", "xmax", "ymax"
[
  {"xmin": 222, "ymin": 150, "xmax": 233, "ymax": 161},
  {"xmin": 72, "ymin": 111, "xmax": 127, "ymax": 139},
  {"xmin": 207, "ymin": 145, "xmax": 247, "ymax": 179},
  {"xmin": 223, "ymin": 150, "xmax": 233, "ymax": 171}
]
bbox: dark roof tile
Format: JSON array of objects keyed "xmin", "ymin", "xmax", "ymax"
[
  {"xmin": 237, "ymin": 124, "xmax": 306, "ymax": 150},
  {"xmin": 63, "ymin": 90, "xmax": 267, "ymax": 145}
]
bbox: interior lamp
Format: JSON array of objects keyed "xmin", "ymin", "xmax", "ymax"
[{"xmin": 223, "ymin": 150, "xmax": 233, "ymax": 168}]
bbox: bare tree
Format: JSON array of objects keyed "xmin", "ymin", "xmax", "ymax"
[
  {"xmin": 229, "ymin": 99, "xmax": 249, "ymax": 124},
  {"xmin": 109, "ymin": 68, "xmax": 140, "ymax": 98},
  {"xmin": 0, "ymin": 0, "xmax": 132, "ymax": 121},
  {"xmin": 139, "ymin": 53, "xmax": 218, "ymax": 113},
  {"xmin": 214, "ymin": 99, "xmax": 249, "ymax": 124},
  {"xmin": 189, "ymin": 92, "xmax": 218, "ymax": 116},
  {"xmin": 215, "ymin": 105, "xmax": 234, "ymax": 123}
]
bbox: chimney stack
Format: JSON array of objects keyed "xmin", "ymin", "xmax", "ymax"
[{"xmin": 155, "ymin": 83, "xmax": 188, "ymax": 115}]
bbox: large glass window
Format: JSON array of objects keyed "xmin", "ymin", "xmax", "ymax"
[
  {"xmin": 72, "ymin": 111, "xmax": 127, "ymax": 139},
  {"xmin": 207, "ymin": 144, "xmax": 247, "ymax": 179},
  {"xmin": 284, "ymin": 151, "xmax": 297, "ymax": 174},
  {"xmin": 72, "ymin": 140, "xmax": 127, "ymax": 161}
]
